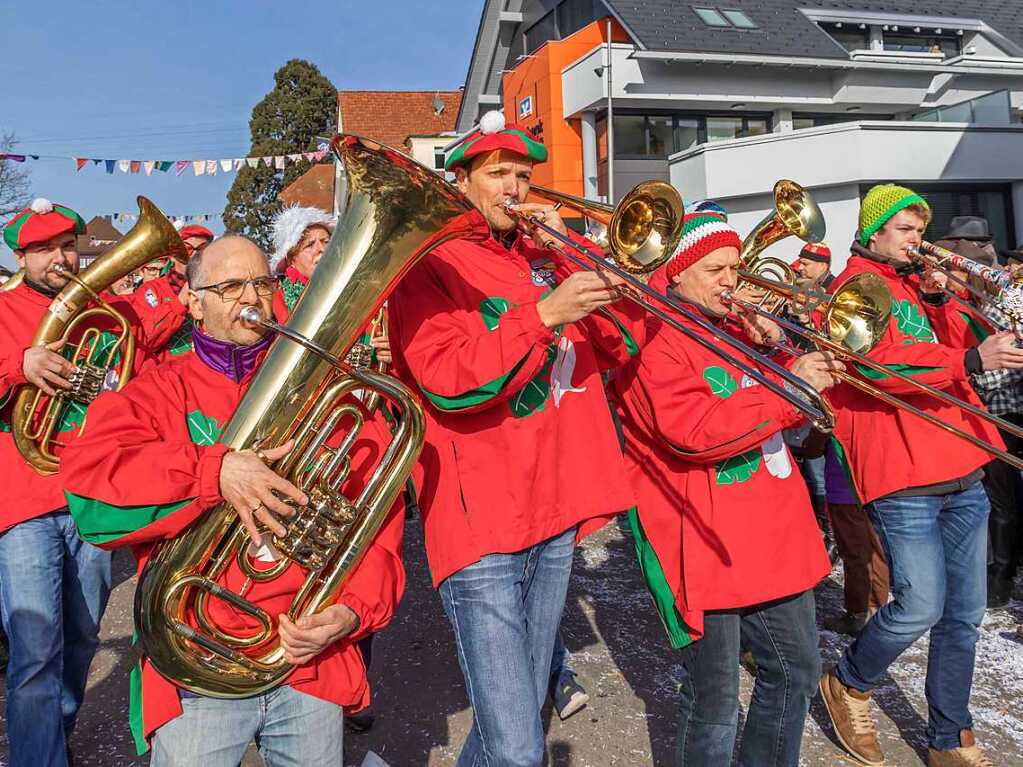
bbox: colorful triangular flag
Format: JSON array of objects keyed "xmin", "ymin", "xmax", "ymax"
[
  {"xmin": 129, "ymin": 160, "xmax": 141, "ymax": 174},
  {"xmin": 193, "ymin": 160, "xmax": 205, "ymax": 176},
  {"xmin": 246, "ymin": 157, "xmax": 259, "ymax": 169},
  {"xmin": 143, "ymin": 160, "xmax": 156, "ymax": 176},
  {"xmin": 220, "ymin": 159, "xmax": 232, "ymax": 173},
  {"xmin": 274, "ymin": 156, "xmax": 285, "ymax": 169},
  {"xmin": 75, "ymin": 158, "xmax": 88, "ymax": 171},
  {"xmin": 118, "ymin": 160, "xmax": 130, "ymax": 173},
  {"xmin": 262, "ymin": 156, "xmax": 273, "ymax": 168},
  {"xmin": 105, "ymin": 160, "xmax": 116, "ymax": 174},
  {"xmin": 206, "ymin": 159, "xmax": 218, "ymax": 176},
  {"xmin": 175, "ymin": 160, "xmax": 188, "ymax": 176}
]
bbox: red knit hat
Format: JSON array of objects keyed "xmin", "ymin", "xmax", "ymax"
[
  {"xmin": 796, "ymin": 241, "xmax": 831, "ymax": 264},
  {"xmin": 665, "ymin": 212, "xmax": 742, "ymax": 281},
  {"xmin": 445, "ymin": 110, "xmax": 547, "ymax": 170},
  {"xmin": 178, "ymin": 224, "xmax": 214, "ymax": 241},
  {"xmin": 4, "ymin": 198, "xmax": 86, "ymax": 251}
]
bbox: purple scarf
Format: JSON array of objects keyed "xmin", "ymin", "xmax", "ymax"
[{"xmin": 192, "ymin": 327, "xmax": 272, "ymax": 383}]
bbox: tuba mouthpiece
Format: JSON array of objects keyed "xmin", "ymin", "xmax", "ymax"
[{"xmin": 239, "ymin": 307, "xmax": 264, "ymax": 326}]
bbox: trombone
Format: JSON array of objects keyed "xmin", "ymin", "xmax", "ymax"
[
  {"xmin": 736, "ymin": 179, "xmax": 827, "ymax": 314},
  {"xmin": 505, "ymin": 183, "xmax": 834, "ymax": 431},
  {"xmin": 723, "ymin": 274, "xmax": 1023, "ymax": 471}
]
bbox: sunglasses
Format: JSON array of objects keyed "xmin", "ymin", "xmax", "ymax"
[{"xmin": 193, "ymin": 276, "xmax": 279, "ymax": 301}]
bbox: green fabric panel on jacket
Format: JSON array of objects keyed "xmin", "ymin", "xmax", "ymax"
[
  {"xmin": 958, "ymin": 311, "xmax": 991, "ymax": 344},
  {"xmin": 128, "ymin": 657, "xmax": 148, "ymax": 754},
  {"xmin": 854, "ymin": 362, "xmax": 941, "ymax": 381},
  {"xmin": 596, "ymin": 307, "xmax": 639, "ymax": 357},
  {"xmin": 421, "ymin": 352, "xmax": 533, "ymax": 411},
  {"xmin": 65, "ymin": 492, "xmax": 193, "ymax": 545},
  {"xmin": 627, "ymin": 507, "xmax": 695, "ymax": 649}
]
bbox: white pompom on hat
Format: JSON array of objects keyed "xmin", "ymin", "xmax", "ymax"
[
  {"xmin": 270, "ymin": 205, "xmax": 336, "ymax": 271},
  {"xmin": 30, "ymin": 198, "xmax": 54, "ymax": 214},
  {"xmin": 479, "ymin": 110, "xmax": 507, "ymax": 135}
]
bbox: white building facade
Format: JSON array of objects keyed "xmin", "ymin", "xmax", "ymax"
[{"xmin": 458, "ymin": 0, "xmax": 1023, "ymax": 269}]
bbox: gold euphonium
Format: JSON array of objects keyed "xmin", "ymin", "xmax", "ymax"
[
  {"xmin": 737, "ymin": 179, "xmax": 826, "ymax": 314},
  {"xmin": 12, "ymin": 197, "xmax": 186, "ymax": 475},
  {"xmin": 134, "ymin": 135, "xmax": 479, "ymax": 698},
  {"xmin": 1, "ymin": 269, "xmax": 24, "ymax": 292}
]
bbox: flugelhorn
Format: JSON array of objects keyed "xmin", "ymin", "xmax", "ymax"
[
  {"xmin": 724, "ymin": 275, "xmax": 1023, "ymax": 470},
  {"xmin": 12, "ymin": 197, "xmax": 186, "ymax": 475},
  {"xmin": 508, "ymin": 184, "xmax": 834, "ymax": 431},
  {"xmin": 134, "ymin": 136, "xmax": 478, "ymax": 698}
]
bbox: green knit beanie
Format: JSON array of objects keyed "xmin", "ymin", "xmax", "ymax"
[{"xmin": 858, "ymin": 184, "xmax": 930, "ymax": 246}]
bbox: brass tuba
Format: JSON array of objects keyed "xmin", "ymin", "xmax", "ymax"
[
  {"xmin": 134, "ymin": 135, "xmax": 478, "ymax": 698},
  {"xmin": 1, "ymin": 269, "xmax": 24, "ymax": 292},
  {"xmin": 737, "ymin": 179, "xmax": 826, "ymax": 313},
  {"xmin": 12, "ymin": 197, "xmax": 186, "ymax": 475}
]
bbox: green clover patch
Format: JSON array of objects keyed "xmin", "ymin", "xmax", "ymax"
[
  {"xmin": 715, "ymin": 447, "xmax": 762, "ymax": 485},
  {"xmin": 703, "ymin": 366, "xmax": 739, "ymax": 399}
]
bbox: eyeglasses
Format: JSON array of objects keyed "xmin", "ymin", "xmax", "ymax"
[
  {"xmin": 184, "ymin": 241, "xmax": 209, "ymax": 254},
  {"xmin": 193, "ymin": 276, "xmax": 279, "ymax": 301}
]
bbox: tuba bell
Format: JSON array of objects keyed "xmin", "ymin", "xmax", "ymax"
[
  {"xmin": 134, "ymin": 136, "xmax": 480, "ymax": 698},
  {"xmin": 737, "ymin": 180, "xmax": 826, "ymax": 314},
  {"xmin": 12, "ymin": 197, "xmax": 186, "ymax": 475}
]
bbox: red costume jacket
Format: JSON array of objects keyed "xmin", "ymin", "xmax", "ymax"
[
  {"xmin": 0, "ymin": 280, "xmax": 184, "ymax": 532},
  {"xmin": 612, "ymin": 286, "xmax": 830, "ymax": 646},
  {"xmin": 127, "ymin": 274, "xmax": 190, "ymax": 361},
  {"xmin": 388, "ymin": 224, "xmax": 643, "ymax": 586},
  {"xmin": 61, "ymin": 350, "xmax": 404, "ymax": 753},
  {"xmin": 827, "ymin": 255, "xmax": 1002, "ymax": 503}
]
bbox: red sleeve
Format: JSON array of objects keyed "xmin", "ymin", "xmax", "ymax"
[
  {"xmin": 389, "ymin": 257, "xmax": 557, "ymax": 414},
  {"xmin": 615, "ymin": 330, "xmax": 804, "ymax": 464},
  {"xmin": 115, "ymin": 276, "xmax": 187, "ymax": 354},
  {"xmin": 62, "ymin": 370, "xmax": 227, "ymax": 548},
  {"xmin": 0, "ymin": 340, "xmax": 27, "ymax": 398},
  {"xmin": 853, "ymin": 323, "xmax": 969, "ymax": 395},
  {"xmin": 272, "ymin": 290, "xmax": 290, "ymax": 324},
  {"xmin": 337, "ymin": 499, "xmax": 405, "ymax": 639},
  {"xmin": 541, "ymin": 234, "xmax": 647, "ymax": 369}
]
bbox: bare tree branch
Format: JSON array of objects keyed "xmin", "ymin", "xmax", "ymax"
[{"xmin": 0, "ymin": 132, "xmax": 31, "ymax": 219}]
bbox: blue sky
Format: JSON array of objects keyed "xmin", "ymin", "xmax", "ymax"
[{"xmin": 1, "ymin": 0, "xmax": 480, "ymax": 267}]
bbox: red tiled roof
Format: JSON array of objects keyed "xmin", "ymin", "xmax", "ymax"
[
  {"xmin": 338, "ymin": 91, "xmax": 462, "ymax": 153},
  {"xmin": 279, "ymin": 164, "xmax": 334, "ymax": 211}
]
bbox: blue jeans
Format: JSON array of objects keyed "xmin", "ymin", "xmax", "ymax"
[
  {"xmin": 675, "ymin": 589, "xmax": 820, "ymax": 767},
  {"xmin": 836, "ymin": 482, "xmax": 989, "ymax": 751},
  {"xmin": 440, "ymin": 528, "xmax": 575, "ymax": 767},
  {"xmin": 799, "ymin": 455, "xmax": 826, "ymax": 498},
  {"xmin": 150, "ymin": 686, "xmax": 343, "ymax": 767},
  {"xmin": 0, "ymin": 510, "xmax": 111, "ymax": 767}
]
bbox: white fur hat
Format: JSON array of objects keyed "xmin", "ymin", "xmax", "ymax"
[{"xmin": 270, "ymin": 205, "xmax": 336, "ymax": 271}]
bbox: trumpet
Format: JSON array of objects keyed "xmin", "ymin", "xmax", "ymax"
[
  {"xmin": 505, "ymin": 184, "xmax": 834, "ymax": 432},
  {"xmin": 724, "ymin": 276, "xmax": 1023, "ymax": 471}
]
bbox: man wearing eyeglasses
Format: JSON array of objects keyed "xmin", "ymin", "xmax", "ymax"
[{"xmin": 62, "ymin": 235, "xmax": 405, "ymax": 765}]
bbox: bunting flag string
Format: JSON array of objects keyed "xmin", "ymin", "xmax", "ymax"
[
  {"xmin": 0, "ymin": 146, "xmax": 329, "ymax": 179},
  {"xmin": 104, "ymin": 211, "xmax": 224, "ymax": 224}
]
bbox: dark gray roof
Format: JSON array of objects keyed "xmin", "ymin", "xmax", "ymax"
[{"xmin": 604, "ymin": 1, "xmax": 1023, "ymax": 58}]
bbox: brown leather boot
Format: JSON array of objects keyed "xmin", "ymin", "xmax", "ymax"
[
  {"xmin": 819, "ymin": 669, "xmax": 885, "ymax": 765},
  {"xmin": 927, "ymin": 730, "xmax": 994, "ymax": 766}
]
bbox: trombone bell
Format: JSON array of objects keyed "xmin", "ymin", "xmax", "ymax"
[{"xmin": 823, "ymin": 273, "xmax": 892, "ymax": 355}]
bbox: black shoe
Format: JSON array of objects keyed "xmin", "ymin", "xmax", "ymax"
[
  {"xmin": 550, "ymin": 670, "xmax": 589, "ymax": 720},
  {"xmin": 823, "ymin": 611, "xmax": 870, "ymax": 636},
  {"xmin": 345, "ymin": 710, "xmax": 375, "ymax": 734},
  {"xmin": 988, "ymin": 577, "xmax": 1012, "ymax": 609}
]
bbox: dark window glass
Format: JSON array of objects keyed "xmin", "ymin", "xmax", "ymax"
[
  {"xmin": 433, "ymin": 149, "xmax": 446, "ymax": 170},
  {"xmin": 676, "ymin": 117, "xmax": 700, "ymax": 152},
  {"xmin": 648, "ymin": 116, "xmax": 672, "ymax": 157},
  {"xmin": 524, "ymin": 10, "xmax": 557, "ymax": 53},
  {"xmin": 613, "ymin": 115, "xmax": 647, "ymax": 155},
  {"xmin": 818, "ymin": 23, "xmax": 869, "ymax": 51},
  {"xmin": 557, "ymin": 0, "xmax": 601, "ymax": 38},
  {"xmin": 883, "ymin": 32, "xmax": 961, "ymax": 57}
]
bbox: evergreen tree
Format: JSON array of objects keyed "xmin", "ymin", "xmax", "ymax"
[{"xmin": 223, "ymin": 59, "xmax": 336, "ymax": 249}]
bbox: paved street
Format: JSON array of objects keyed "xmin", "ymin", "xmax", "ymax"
[{"xmin": 1, "ymin": 517, "xmax": 1021, "ymax": 766}]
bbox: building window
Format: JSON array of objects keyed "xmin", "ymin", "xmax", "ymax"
[
  {"xmin": 433, "ymin": 148, "xmax": 446, "ymax": 171},
  {"xmin": 793, "ymin": 113, "xmax": 894, "ymax": 130},
  {"xmin": 610, "ymin": 112, "xmax": 772, "ymax": 157},
  {"xmin": 557, "ymin": 0, "xmax": 602, "ymax": 38},
  {"xmin": 692, "ymin": 8, "xmax": 729, "ymax": 27},
  {"xmin": 817, "ymin": 22, "xmax": 869, "ymax": 52},
  {"xmin": 720, "ymin": 9, "xmax": 757, "ymax": 29},
  {"xmin": 524, "ymin": 10, "xmax": 557, "ymax": 53},
  {"xmin": 882, "ymin": 30, "xmax": 961, "ymax": 57}
]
